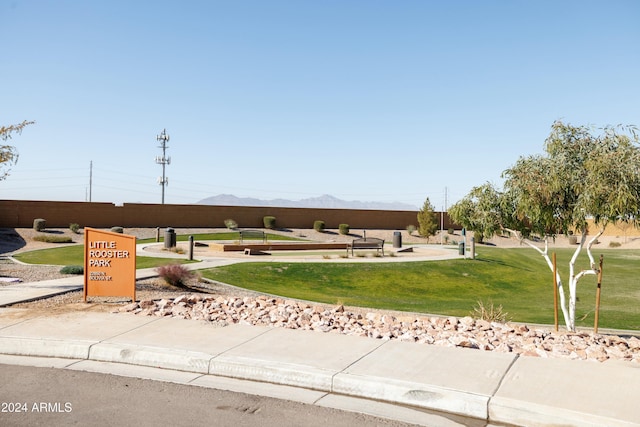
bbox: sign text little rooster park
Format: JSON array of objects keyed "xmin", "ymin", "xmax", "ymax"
[{"xmin": 83, "ymin": 227, "xmax": 136, "ymax": 302}]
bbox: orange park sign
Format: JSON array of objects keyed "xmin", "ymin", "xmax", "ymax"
[{"xmin": 83, "ymin": 227, "xmax": 136, "ymax": 302}]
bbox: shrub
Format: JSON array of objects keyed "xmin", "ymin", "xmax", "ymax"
[
  {"xmin": 224, "ymin": 219, "xmax": 238, "ymax": 230},
  {"xmin": 313, "ymin": 220, "xmax": 325, "ymax": 232},
  {"xmin": 60, "ymin": 265, "xmax": 84, "ymax": 275},
  {"xmin": 263, "ymin": 216, "xmax": 276, "ymax": 229},
  {"xmin": 568, "ymin": 235, "xmax": 578, "ymax": 245},
  {"xmin": 339, "ymin": 224, "xmax": 350, "ymax": 235},
  {"xmin": 33, "ymin": 234, "xmax": 73, "ymax": 243},
  {"xmin": 609, "ymin": 241, "xmax": 622, "ymax": 248},
  {"xmin": 33, "ymin": 218, "xmax": 46, "ymax": 231},
  {"xmin": 155, "ymin": 263, "xmax": 196, "ymax": 287},
  {"xmin": 448, "ymin": 228, "xmax": 454, "ymax": 235},
  {"xmin": 110, "ymin": 226, "xmax": 124, "ymax": 234},
  {"xmin": 470, "ymin": 299, "xmax": 510, "ymax": 323},
  {"xmin": 406, "ymin": 225, "xmax": 416, "ymax": 235},
  {"xmin": 69, "ymin": 223, "xmax": 80, "ymax": 234}
]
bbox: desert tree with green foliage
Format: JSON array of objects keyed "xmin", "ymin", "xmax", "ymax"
[
  {"xmin": 450, "ymin": 120, "xmax": 640, "ymax": 331},
  {"xmin": 0, "ymin": 120, "xmax": 34, "ymax": 180},
  {"xmin": 448, "ymin": 183, "xmax": 502, "ymax": 243},
  {"xmin": 417, "ymin": 197, "xmax": 439, "ymax": 241}
]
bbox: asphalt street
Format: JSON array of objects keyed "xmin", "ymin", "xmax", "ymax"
[{"xmin": 0, "ymin": 364, "xmax": 435, "ymax": 427}]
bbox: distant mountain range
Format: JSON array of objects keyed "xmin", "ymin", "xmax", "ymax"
[{"xmin": 197, "ymin": 194, "xmax": 418, "ymax": 211}]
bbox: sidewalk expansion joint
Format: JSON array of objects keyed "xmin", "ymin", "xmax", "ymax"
[
  {"xmin": 311, "ymin": 391, "xmax": 332, "ymax": 406},
  {"xmin": 209, "ymin": 326, "xmax": 273, "ymax": 359},
  {"xmin": 64, "ymin": 359, "xmax": 88, "ymax": 369},
  {"xmin": 0, "ymin": 317, "xmax": 32, "ymax": 331},
  {"xmin": 186, "ymin": 373, "xmax": 208, "ymax": 385},
  {"xmin": 99, "ymin": 316, "xmax": 164, "ymax": 340},
  {"xmin": 329, "ymin": 338, "xmax": 390, "ymax": 393},
  {"xmin": 485, "ymin": 353, "xmax": 520, "ymax": 417},
  {"xmin": 85, "ymin": 316, "xmax": 164, "ymax": 356}
]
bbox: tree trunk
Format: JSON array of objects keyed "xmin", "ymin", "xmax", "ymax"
[
  {"xmin": 504, "ymin": 229, "xmax": 571, "ymax": 329},
  {"xmin": 567, "ymin": 229, "xmax": 604, "ymax": 331},
  {"xmin": 505, "ymin": 228, "xmax": 604, "ymax": 331}
]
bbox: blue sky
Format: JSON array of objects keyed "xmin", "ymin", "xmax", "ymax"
[{"xmin": 2, "ymin": 1, "xmax": 639, "ymax": 210}]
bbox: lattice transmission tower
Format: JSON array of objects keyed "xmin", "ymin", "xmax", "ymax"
[{"xmin": 155, "ymin": 129, "xmax": 170, "ymax": 204}]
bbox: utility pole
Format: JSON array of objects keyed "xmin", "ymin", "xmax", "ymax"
[
  {"xmin": 155, "ymin": 129, "xmax": 170, "ymax": 204},
  {"xmin": 89, "ymin": 161, "xmax": 93, "ymax": 202},
  {"xmin": 440, "ymin": 187, "xmax": 447, "ymax": 245}
]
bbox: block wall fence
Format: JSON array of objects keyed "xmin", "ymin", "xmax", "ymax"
[{"xmin": 0, "ymin": 200, "xmax": 457, "ymax": 230}]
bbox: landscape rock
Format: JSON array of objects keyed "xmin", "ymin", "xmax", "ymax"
[{"xmin": 117, "ymin": 294, "xmax": 640, "ymax": 364}]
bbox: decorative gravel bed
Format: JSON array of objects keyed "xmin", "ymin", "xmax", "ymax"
[
  {"xmin": 0, "ymin": 258, "xmax": 74, "ymax": 283},
  {"xmin": 116, "ymin": 293, "xmax": 640, "ymax": 364}
]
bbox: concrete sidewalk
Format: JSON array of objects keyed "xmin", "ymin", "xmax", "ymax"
[{"xmin": 0, "ymin": 308, "xmax": 639, "ymax": 427}]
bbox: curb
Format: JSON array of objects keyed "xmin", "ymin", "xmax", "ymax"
[
  {"xmin": 2, "ymin": 330, "xmax": 639, "ymax": 427},
  {"xmin": 0, "ymin": 336, "xmax": 493, "ymax": 420}
]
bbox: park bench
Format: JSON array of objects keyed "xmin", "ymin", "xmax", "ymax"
[
  {"xmin": 348, "ymin": 237, "xmax": 385, "ymax": 257},
  {"xmin": 239, "ymin": 229, "xmax": 267, "ymax": 244}
]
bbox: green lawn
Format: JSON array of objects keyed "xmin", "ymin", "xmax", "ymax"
[
  {"xmin": 12, "ymin": 245, "xmax": 193, "ymax": 269},
  {"xmin": 14, "ymin": 239, "xmax": 640, "ymax": 330},
  {"xmin": 200, "ymin": 246, "xmax": 640, "ymax": 331}
]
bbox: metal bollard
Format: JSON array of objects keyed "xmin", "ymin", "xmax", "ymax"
[{"xmin": 470, "ymin": 237, "xmax": 476, "ymax": 260}]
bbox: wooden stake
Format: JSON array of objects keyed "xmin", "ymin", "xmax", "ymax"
[
  {"xmin": 553, "ymin": 252, "xmax": 558, "ymax": 332},
  {"xmin": 594, "ymin": 254, "xmax": 604, "ymax": 334}
]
